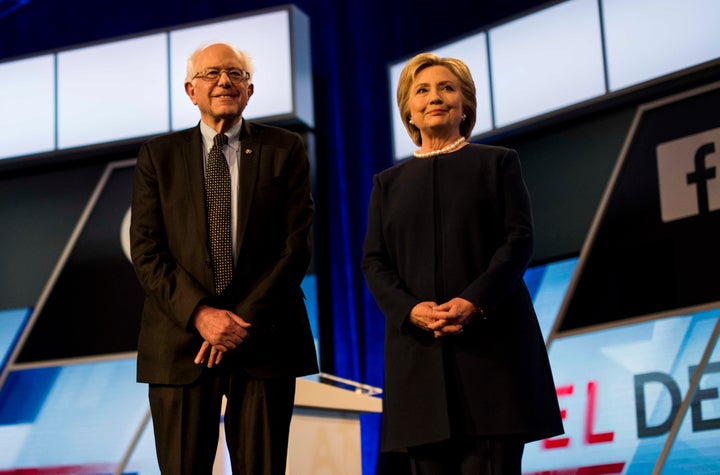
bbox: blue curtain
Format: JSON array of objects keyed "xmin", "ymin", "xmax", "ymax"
[{"xmin": 309, "ymin": 3, "xmax": 390, "ymax": 473}]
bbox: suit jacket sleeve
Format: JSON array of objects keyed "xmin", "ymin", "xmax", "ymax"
[
  {"xmin": 361, "ymin": 147, "xmax": 534, "ymax": 328},
  {"xmin": 233, "ymin": 131, "xmax": 314, "ymax": 324},
  {"xmin": 130, "ymin": 139, "xmax": 211, "ymax": 331},
  {"xmin": 457, "ymin": 148, "xmax": 534, "ymax": 313},
  {"xmin": 361, "ymin": 174, "xmax": 421, "ymax": 331}
]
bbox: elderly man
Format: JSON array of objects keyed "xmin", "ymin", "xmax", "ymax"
[{"xmin": 130, "ymin": 42, "xmax": 317, "ymax": 474}]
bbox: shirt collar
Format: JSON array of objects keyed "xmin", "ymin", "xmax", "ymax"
[{"xmin": 199, "ymin": 119, "xmax": 242, "ymax": 151}]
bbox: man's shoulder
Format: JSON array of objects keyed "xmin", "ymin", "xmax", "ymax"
[
  {"xmin": 244, "ymin": 121, "xmax": 302, "ymax": 144},
  {"xmin": 142, "ymin": 126, "xmax": 198, "ymax": 149}
]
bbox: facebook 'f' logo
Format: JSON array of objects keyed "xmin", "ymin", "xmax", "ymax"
[{"xmin": 656, "ymin": 128, "xmax": 720, "ymax": 223}]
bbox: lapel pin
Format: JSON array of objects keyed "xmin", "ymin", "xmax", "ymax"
[{"xmin": 244, "ymin": 148, "xmax": 253, "ymax": 155}]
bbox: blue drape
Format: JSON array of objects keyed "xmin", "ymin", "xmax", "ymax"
[{"xmin": 310, "ymin": 4, "xmax": 390, "ymax": 472}]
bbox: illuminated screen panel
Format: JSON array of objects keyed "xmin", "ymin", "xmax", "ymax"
[
  {"xmin": 123, "ymin": 417, "xmax": 160, "ymax": 475},
  {"xmin": 301, "ymin": 274, "xmax": 320, "ymax": 363},
  {"xmin": 0, "ymin": 308, "xmax": 30, "ymax": 372},
  {"xmin": 0, "ymin": 56, "xmax": 55, "ymax": 160},
  {"xmin": 389, "ymin": 32, "xmax": 492, "ymax": 161},
  {"xmin": 522, "ymin": 309, "xmax": 720, "ymax": 473},
  {"xmin": 489, "ymin": 0, "xmax": 605, "ymax": 127},
  {"xmin": 524, "ymin": 257, "xmax": 578, "ymax": 342},
  {"xmin": 170, "ymin": 10, "xmax": 296, "ymax": 130},
  {"xmin": 57, "ymin": 34, "xmax": 170, "ymax": 150},
  {"xmin": 0, "ymin": 358, "xmax": 147, "ymax": 473},
  {"xmin": 663, "ymin": 327, "xmax": 720, "ymax": 472},
  {"xmin": 603, "ymin": 0, "xmax": 720, "ymax": 92},
  {"xmin": 1, "ymin": 6, "xmax": 311, "ymax": 165},
  {"xmin": 0, "ymin": 275, "xmax": 317, "ymax": 474}
]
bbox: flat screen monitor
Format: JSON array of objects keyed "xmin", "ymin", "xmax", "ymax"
[
  {"xmin": 0, "ymin": 56, "xmax": 55, "ymax": 160},
  {"xmin": 57, "ymin": 34, "xmax": 169, "ymax": 150},
  {"xmin": 489, "ymin": 0, "xmax": 606, "ymax": 127},
  {"xmin": 602, "ymin": 0, "xmax": 720, "ymax": 92}
]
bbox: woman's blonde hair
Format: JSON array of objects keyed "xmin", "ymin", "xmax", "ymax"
[{"xmin": 396, "ymin": 52, "xmax": 477, "ymax": 146}]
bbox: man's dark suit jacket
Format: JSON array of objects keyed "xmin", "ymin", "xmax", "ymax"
[
  {"xmin": 362, "ymin": 144, "xmax": 563, "ymax": 451},
  {"xmin": 131, "ymin": 120, "xmax": 318, "ymax": 385}
]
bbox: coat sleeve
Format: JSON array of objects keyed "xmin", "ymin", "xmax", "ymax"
[
  {"xmin": 130, "ymin": 141, "xmax": 211, "ymax": 330},
  {"xmin": 361, "ymin": 174, "xmax": 421, "ymax": 331},
  {"xmin": 233, "ymin": 133, "xmax": 314, "ymax": 321},
  {"xmin": 459, "ymin": 148, "xmax": 534, "ymax": 313}
]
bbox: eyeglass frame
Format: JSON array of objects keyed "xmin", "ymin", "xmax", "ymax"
[{"xmin": 191, "ymin": 68, "xmax": 251, "ymax": 83}]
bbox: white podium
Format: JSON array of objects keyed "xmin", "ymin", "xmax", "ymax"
[{"xmin": 213, "ymin": 375, "xmax": 383, "ymax": 475}]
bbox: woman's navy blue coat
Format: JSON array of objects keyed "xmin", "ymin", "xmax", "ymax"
[{"xmin": 362, "ymin": 143, "xmax": 564, "ymax": 451}]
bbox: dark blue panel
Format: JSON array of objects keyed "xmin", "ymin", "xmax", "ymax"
[
  {"xmin": 524, "ymin": 264, "xmax": 547, "ymax": 301},
  {"xmin": 0, "ymin": 367, "xmax": 61, "ymax": 425}
]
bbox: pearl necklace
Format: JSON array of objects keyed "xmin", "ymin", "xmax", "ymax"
[{"xmin": 413, "ymin": 137, "xmax": 467, "ymax": 158}]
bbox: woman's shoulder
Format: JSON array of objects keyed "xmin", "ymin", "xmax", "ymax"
[
  {"xmin": 375, "ymin": 155, "xmax": 427, "ymax": 180},
  {"xmin": 458, "ymin": 143, "xmax": 521, "ymax": 167},
  {"xmin": 463, "ymin": 142, "xmax": 515, "ymax": 156},
  {"xmin": 374, "ymin": 143, "xmax": 518, "ymax": 181}
]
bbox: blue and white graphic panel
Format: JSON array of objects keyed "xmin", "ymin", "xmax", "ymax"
[
  {"xmin": 0, "ymin": 308, "xmax": 30, "ymax": 373},
  {"xmin": 0, "ymin": 358, "xmax": 147, "ymax": 474},
  {"xmin": 524, "ymin": 257, "xmax": 578, "ymax": 342},
  {"xmin": 522, "ymin": 309, "xmax": 720, "ymax": 474},
  {"xmin": 661, "ymin": 319, "xmax": 720, "ymax": 473}
]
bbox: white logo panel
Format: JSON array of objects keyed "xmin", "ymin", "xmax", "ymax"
[{"xmin": 656, "ymin": 128, "xmax": 720, "ymax": 222}]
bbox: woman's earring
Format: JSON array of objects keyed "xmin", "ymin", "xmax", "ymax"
[
  {"xmin": 462, "ymin": 114, "xmax": 467, "ymax": 121},
  {"xmin": 408, "ymin": 118, "xmax": 415, "ymax": 125}
]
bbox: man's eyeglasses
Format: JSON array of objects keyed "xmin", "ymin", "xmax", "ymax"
[{"xmin": 192, "ymin": 68, "xmax": 251, "ymax": 83}]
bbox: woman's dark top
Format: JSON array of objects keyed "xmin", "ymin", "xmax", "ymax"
[{"xmin": 362, "ymin": 143, "xmax": 564, "ymax": 450}]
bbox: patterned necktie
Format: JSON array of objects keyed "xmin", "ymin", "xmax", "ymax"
[{"xmin": 206, "ymin": 133, "xmax": 233, "ymax": 295}]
